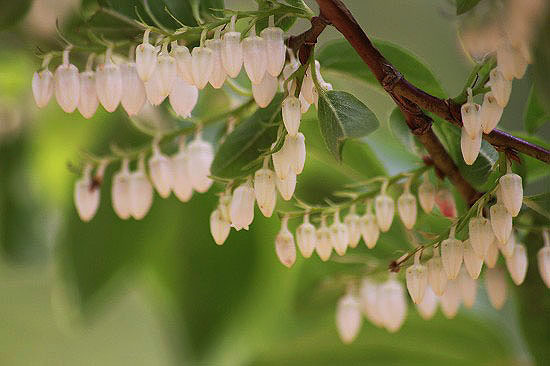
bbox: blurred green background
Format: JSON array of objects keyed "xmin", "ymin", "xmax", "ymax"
[{"xmin": 0, "ymin": 0, "xmax": 549, "ymax": 365}]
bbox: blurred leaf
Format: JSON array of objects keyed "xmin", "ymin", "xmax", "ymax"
[
  {"xmin": 533, "ymin": 13, "xmax": 550, "ymax": 114},
  {"xmin": 317, "ymin": 90, "xmax": 379, "ymax": 162},
  {"xmin": 523, "ymin": 193, "xmax": 550, "ymax": 220},
  {"xmin": 523, "ymin": 85, "xmax": 549, "ymax": 134},
  {"xmin": 210, "ymin": 95, "xmax": 283, "ymax": 179},
  {"xmin": 318, "ymin": 39, "xmax": 447, "ymax": 98},
  {"xmin": 0, "ymin": 0, "xmax": 32, "ymax": 29},
  {"xmin": 455, "ymin": 0, "xmax": 482, "ymax": 15},
  {"xmin": 388, "ymin": 108, "xmax": 424, "ymax": 157}
]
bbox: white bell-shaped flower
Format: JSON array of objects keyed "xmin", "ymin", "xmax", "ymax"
[
  {"xmin": 463, "ymin": 239, "xmax": 483, "ymax": 280},
  {"xmin": 284, "ymin": 132, "xmax": 306, "ymax": 175},
  {"xmin": 330, "ymin": 210, "xmax": 349, "ymax": 256},
  {"xmin": 276, "ymin": 170, "xmax": 296, "ymax": 201},
  {"xmin": 169, "ymin": 76, "xmax": 198, "ymax": 118},
  {"xmin": 282, "ymin": 95, "xmax": 302, "ymax": 136},
  {"xmin": 74, "ymin": 164, "xmax": 100, "ymax": 222},
  {"xmin": 156, "ymin": 43, "xmax": 177, "ymax": 97},
  {"xmin": 461, "ymin": 128, "xmax": 482, "ymax": 165},
  {"xmin": 406, "ymin": 251, "xmax": 428, "ymax": 304},
  {"xmin": 485, "ymin": 267, "xmax": 507, "ymax": 310},
  {"xmin": 95, "ymin": 50, "xmax": 122, "ymax": 112},
  {"xmin": 78, "ymin": 70, "xmax": 98, "ymax": 119},
  {"xmin": 377, "ymin": 276, "xmax": 407, "ymax": 333},
  {"xmin": 260, "ymin": 17, "xmax": 285, "ymax": 77},
  {"xmin": 397, "ymin": 189, "xmax": 417, "ymax": 230},
  {"xmin": 418, "ymin": 174, "xmax": 435, "ymax": 213},
  {"xmin": 375, "ymin": 193, "xmax": 395, "ymax": 232},
  {"xmin": 271, "ymin": 140, "xmax": 292, "ymax": 180},
  {"xmin": 172, "ymin": 43, "xmax": 194, "ymax": 85},
  {"xmin": 484, "ymin": 240, "xmax": 500, "ymax": 268},
  {"xmin": 187, "ymin": 133, "xmax": 214, "ymax": 193},
  {"xmin": 54, "ymin": 50, "xmax": 80, "ymax": 113},
  {"xmin": 32, "ymin": 68, "xmax": 54, "ymax": 108},
  {"xmin": 220, "ymin": 16, "xmax": 243, "ymax": 78},
  {"xmin": 299, "ymin": 91, "xmax": 311, "ymax": 114},
  {"xmin": 230, "ymin": 178, "xmax": 255, "ymax": 231},
  {"xmin": 359, "ymin": 204, "xmax": 379, "ymax": 249},
  {"xmin": 252, "ymin": 72, "xmax": 278, "ymax": 108},
  {"xmin": 461, "ymin": 89, "xmax": 481, "ymax": 138},
  {"xmin": 469, "ymin": 216, "xmax": 493, "ymax": 258},
  {"xmin": 315, "ymin": 216, "xmax": 332, "ymax": 261},
  {"xmin": 254, "ymin": 162, "xmax": 277, "ymax": 218},
  {"xmin": 497, "ymin": 42, "xmax": 528, "ymax": 80},
  {"xmin": 441, "ymin": 230, "xmax": 463, "ymax": 280},
  {"xmin": 458, "ymin": 267, "xmax": 477, "ymax": 308},
  {"xmin": 440, "ymin": 278, "xmax": 461, "ymax": 319},
  {"xmin": 416, "ymin": 286, "xmax": 438, "ymax": 320},
  {"xmin": 135, "ymin": 30, "xmax": 157, "ymax": 82},
  {"xmin": 506, "ymin": 243, "xmax": 528, "ymax": 285},
  {"xmin": 148, "ymin": 143, "xmax": 173, "ymax": 198},
  {"xmin": 206, "ymin": 36, "xmax": 227, "ymax": 89},
  {"xmin": 336, "ymin": 292, "xmax": 362, "ymax": 344},
  {"xmin": 144, "ymin": 68, "xmax": 166, "ymax": 106},
  {"xmin": 111, "ymin": 159, "xmax": 132, "ymax": 219},
  {"xmin": 490, "ymin": 203, "xmax": 513, "ymax": 244},
  {"xmin": 275, "ymin": 216, "xmax": 297, "ymax": 268},
  {"xmin": 480, "ymin": 92, "xmax": 503, "ymax": 134},
  {"xmin": 538, "ymin": 231, "xmax": 550, "ymax": 288},
  {"xmin": 296, "ymin": 214, "xmax": 317, "ymax": 258},
  {"xmin": 242, "ymin": 27, "xmax": 267, "ymax": 84},
  {"xmin": 344, "ymin": 205, "xmax": 361, "ymax": 248},
  {"xmin": 120, "ymin": 62, "xmax": 146, "ymax": 116},
  {"xmin": 428, "ymin": 247, "xmax": 448, "ymax": 296},
  {"xmin": 191, "ymin": 45, "xmax": 214, "ymax": 90},
  {"xmin": 300, "ymin": 62, "xmax": 317, "ymax": 105},
  {"xmin": 498, "ymin": 231, "xmax": 516, "ymax": 258},
  {"xmin": 359, "ymin": 279, "xmax": 383, "ymax": 327},
  {"xmin": 210, "ymin": 206, "xmax": 230, "ymax": 245},
  {"xmin": 171, "ymin": 140, "xmax": 193, "ymax": 202},
  {"xmin": 499, "ymin": 171, "xmax": 523, "ymax": 217},
  {"xmin": 486, "ymin": 68, "xmax": 512, "ymax": 107},
  {"xmin": 435, "ymin": 188, "xmax": 457, "ymax": 218},
  {"xmin": 129, "ymin": 157, "xmax": 154, "ymax": 220}
]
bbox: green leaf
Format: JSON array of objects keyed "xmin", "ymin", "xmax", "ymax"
[
  {"xmin": 0, "ymin": 0, "xmax": 31, "ymax": 29},
  {"xmin": 317, "ymin": 90, "xmax": 380, "ymax": 162},
  {"xmin": 533, "ymin": 13, "xmax": 550, "ymax": 114},
  {"xmin": 524, "ymin": 85, "xmax": 550, "ymax": 134},
  {"xmin": 210, "ymin": 95, "xmax": 283, "ymax": 179},
  {"xmin": 317, "ymin": 39, "xmax": 447, "ymax": 98},
  {"xmin": 255, "ymin": 1, "xmax": 298, "ymax": 32},
  {"xmin": 455, "ymin": 0, "xmax": 482, "ymax": 15},
  {"xmin": 388, "ymin": 108, "xmax": 424, "ymax": 157},
  {"xmin": 523, "ymin": 193, "xmax": 550, "ymax": 220}
]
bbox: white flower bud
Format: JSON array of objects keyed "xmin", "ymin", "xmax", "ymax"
[
  {"xmin": 499, "ymin": 172, "xmax": 523, "ymax": 217},
  {"xmin": 497, "ymin": 42, "xmax": 528, "ymax": 80},
  {"xmin": 230, "ymin": 179, "xmax": 255, "ymax": 231},
  {"xmin": 315, "ymin": 217, "xmax": 332, "ymax": 261},
  {"xmin": 54, "ymin": 51, "xmax": 80, "ymax": 113},
  {"xmin": 169, "ymin": 76, "xmax": 198, "ymax": 118},
  {"xmin": 377, "ymin": 277, "xmax": 407, "ymax": 333},
  {"xmin": 484, "ymin": 239, "xmax": 500, "ymax": 268},
  {"xmin": 296, "ymin": 214, "xmax": 317, "ymax": 258},
  {"xmin": 171, "ymin": 141, "xmax": 193, "ymax": 202},
  {"xmin": 206, "ymin": 38, "xmax": 226, "ymax": 89},
  {"xmin": 172, "ymin": 44, "xmax": 194, "ymax": 85},
  {"xmin": 271, "ymin": 141, "xmax": 292, "ymax": 180},
  {"xmin": 32, "ymin": 69, "xmax": 54, "ymax": 108},
  {"xmin": 252, "ymin": 72, "xmax": 278, "ymax": 108},
  {"xmin": 300, "ymin": 62, "xmax": 316, "ymax": 105},
  {"xmin": 375, "ymin": 194, "xmax": 395, "ymax": 232},
  {"xmin": 418, "ymin": 175, "xmax": 436, "ymax": 214},
  {"xmin": 77, "ymin": 71, "xmax": 98, "ymax": 119},
  {"xmin": 191, "ymin": 46, "xmax": 214, "ymax": 90},
  {"xmin": 145, "ymin": 68, "xmax": 166, "ymax": 106},
  {"xmin": 397, "ymin": 191, "xmax": 417, "ymax": 230},
  {"xmin": 221, "ymin": 31, "xmax": 243, "ymax": 78},
  {"xmin": 359, "ymin": 211, "xmax": 379, "ymax": 249},
  {"xmin": 275, "ymin": 216, "xmax": 296, "ymax": 268},
  {"xmin": 129, "ymin": 157, "xmax": 154, "ymax": 220},
  {"xmin": 359, "ymin": 279, "xmax": 384, "ymax": 327},
  {"xmin": 254, "ymin": 165, "xmax": 277, "ymax": 218},
  {"xmin": 416, "ymin": 287, "xmax": 438, "ymax": 320},
  {"xmin": 242, "ymin": 28, "xmax": 267, "ymax": 84},
  {"xmin": 468, "ymin": 216, "xmax": 494, "ymax": 258},
  {"xmin": 112, "ymin": 159, "xmax": 131, "ymax": 219},
  {"xmin": 461, "ymin": 128, "xmax": 482, "ymax": 165},
  {"xmin": 485, "ymin": 267, "xmax": 507, "ymax": 310},
  {"xmin": 486, "ymin": 68, "xmax": 512, "ymax": 107},
  {"xmin": 480, "ymin": 92, "xmax": 503, "ymax": 134},
  {"xmin": 95, "ymin": 53, "xmax": 122, "ymax": 113},
  {"xmin": 135, "ymin": 30, "xmax": 157, "ymax": 82},
  {"xmin": 336, "ymin": 292, "xmax": 362, "ymax": 344},
  {"xmin": 440, "ymin": 278, "xmax": 461, "ymax": 319},
  {"xmin": 148, "ymin": 144, "xmax": 173, "ymax": 198},
  {"xmin": 260, "ymin": 20, "xmax": 285, "ymax": 77},
  {"xmin": 284, "ymin": 132, "xmax": 306, "ymax": 175},
  {"xmin": 428, "ymin": 247, "xmax": 448, "ymax": 296},
  {"xmin": 120, "ymin": 63, "xmax": 146, "ymax": 116},
  {"xmin": 210, "ymin": 206, "xmax": 230, "ymax": 245},
  {"xmin": 458, "ymin": 267, "xmax": 477, "ymax": 308},
  {"xmin": 506, "ymin": 243, "xmax": 528, "ymax": 285},
  {"xmin": 538, "ymin": 232, "xmax": 550, "ymax": 288},
  {"xmin": 282, "ymin": 95, "xmax": 302, "ymax": 136},
  {"xmin": 498, "ymin": 231, "xmax": 516, "ymax": 258},
  {"xmin": 187, "ymin": 134, "xmax": 214, "ymax": 193},
  {"xmin": 74, "ymin": 164, "xmax": 100, "ymax": 222},
  {"xmin": 330, "ymin": 211, "xmax": 349, "ymax": 256},
  {"xmin": 275, "ymin": 170, "xmax": 296, "ymax": 201},
  {"xmin": 490, "ymin": 203, "xmax": 512, "ymax": 244},
  {"xmin": 435, "ymin": 188, "xmax": 457, "ymax": 218},
  {"xmin": 156, "ymin": 45, "xmax": 177, "ymax": 96},
  {"xmin": 406, "ymin": 252, "xmax": 428, "ymax": 304},
  {"xmin": 441, "ymin": 232, "xmax": 463, "ymax": 280},
  {"xmin": 463, "ymin": 239, "xmax": 483, "ymax": 280},
  {"xmin": 344, "ymin": 206, "xmax": 361, "ymax": 248},
  {"xmin": 461, "ymin": 100, "xmax": 481, "ymax": 138}
]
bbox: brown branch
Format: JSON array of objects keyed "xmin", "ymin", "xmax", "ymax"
[{"xmin": 287, "ymin": 16, "xmax": 330, "ymax": 64}]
